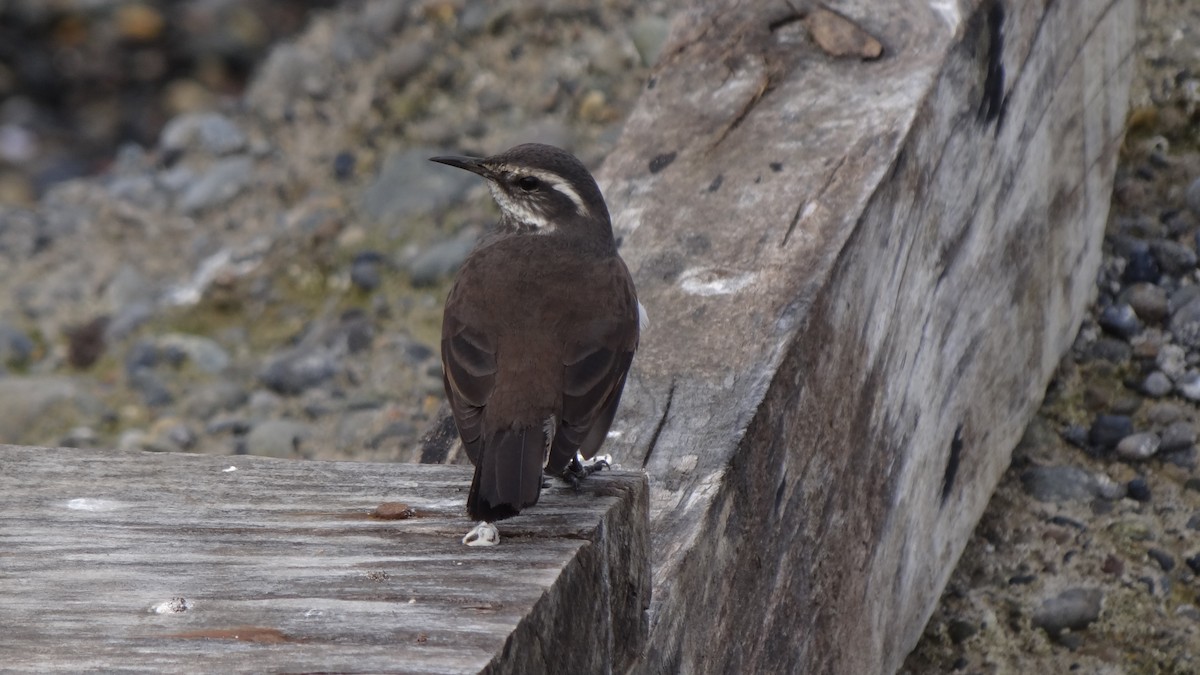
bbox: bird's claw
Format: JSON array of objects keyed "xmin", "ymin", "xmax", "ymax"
[{"xmin": 560, "ymin": 453, "xmax": 611, "ymax": 489}]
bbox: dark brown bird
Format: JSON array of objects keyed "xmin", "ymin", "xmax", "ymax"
[{"xmin": 430, "ymin": 143, "xmax": 640, "ymax": 527}]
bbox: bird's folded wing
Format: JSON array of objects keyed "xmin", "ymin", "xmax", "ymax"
[
  {"xmin": 551, "ymin": 316, "xmax": 638, "ymax": 467},
  {"xmin": 441, "ymin": 314, "xmax": 497, "ymax": 464}
]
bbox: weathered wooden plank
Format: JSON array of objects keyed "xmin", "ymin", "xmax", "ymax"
[
  {"xmin": 0, "ymin": 445, "xmax": 649, "ymax": 673},
  {"xmin": 588, "ymin": 0, "xmax": 1135, "ymax": 672}
]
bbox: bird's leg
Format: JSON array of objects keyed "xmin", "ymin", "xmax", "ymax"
[
  {"xmin": 560, "ymin": 452, "xmax": 611, "ymax": 489},
  {"xmin": 462, "ymin": 521, "xmax": 500, "ymax": 547}
]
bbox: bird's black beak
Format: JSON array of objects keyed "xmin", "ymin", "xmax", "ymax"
[{"xmin": 429, "ymin": 154, "xmax": 491, "ymax": 177}]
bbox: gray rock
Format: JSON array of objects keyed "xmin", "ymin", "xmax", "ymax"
[
  {"xmin": 1171, "ymin": 297, "xmax": 1200, "ymax": 348},
  {"xmin": 1187, "ymin": 176, "xmax": 1200, "ymax": 218},
  {"xmin": 361, "ymin": 148, "xmax": 478, "ymax": 222},
  {"xmin": 1156, "ymin": 343, "xmax": 1187, "ymax": 380},
  {"xmin": 1176, "ymin": 371, "xmax": 1200, "ymax": 402},
  {"xmin": 259, "ymin": 348, "xmax": 338, "ymax": 395},
  {"xmin": 1088, "ymin": 337, "xmax": 1130, "ymax": 364},
  {"xmin": 183, "ymin": 380, "xmax": 249, "ymax": 419},
  {"xmin": 142, "ymin": 419, "xmax": 198, "ymax": 453},
  {"xmin": 1160, "ymin": 421, "xmax": 1196, "ymax": 452},
  {"xmin": 247, "ymin": 389, "xmax": 283, "ymax": 416},
  {"xmin": 177, "ymin": 156, "xmax": 255, "ymax": 214},
  {"xmin": 384, "ymin": 40, "xmax": 432, "ymax": 86},
  {"xmin": 1098, "ymin": 303, "xmax": 1142, "ymax": 339},
  {"xmin": 106, "ymin": 302, "xmax": 155, "ymax": 343},
  {"xmin": 158, "ymin": 333, "xmax": 231, "ymax": 373},
  {"xmin": 1169, "ymin": 285, "xmax": 1200, "ymax": 315},
  {"xmin": 631, "ymin": 16, "xmax": 671, "ymax": 67},
  {"xmin": 0, "ymin": 376, "xmax": 100, "ymax": 443},
  {"xmin": 407, "ymin": 228, "xmax": 479, "ymax": 286},
  {"xmin": 244, "ymin": 419, "xmax": 312, "ymax": 458},
  {"xmin": 1151, "ymin": 239, "xmax": 1198, "ymax": 276},
  {"xmin": 1124, "ymin": 246, "xmax": 1160, "ymax": 284},
  {"xmin": 1148, "ymin": 548, "xmax": 1176, "ymax": 572},
  {"xmin": 350, "ymin": 251, "xmax": 384, "ymax": 292},
  {"xmin": 1125, "ymin": 283, "xmax": 1168, "ymax": 323},
  {"xmin": 0, "ymin": 321, "xmax": 35, "ymax": 367},
  {"xmin": 104, "ymin": 264, "xmax": 158, "ymax": 310},
  {"xmin": 1115, "ymin": 432, "xmax": 1160, "ymax": 461},
  {"xmin": 128, "ymin": 369, "xmax": 173, "ymax": 407},
  {"xmin": 1141, "ymin": 371, "xmax": 1173, "ymax": 398},
  {"xmin": 1021, "ymin": 466, "xmax": 1122, "ymax": 503},
  {"xmin": 246, "ymin": 44, "xmax": 332, "ymax": 120},
  {"xmin": 124, "ymin": 339, "xmax": 159, "ymax": 375},
  {"xmin": 159, "ymin": 112, "xmax": 247, "ymax": 156},
  {"xmin": 1145, "ymin": 401, "xmax": 1185, "ymax": 426},
  {"xmin": 1032, "ymin": 588, "xmax": 1104, "ymax": 637},
  {"xmin": 1088, "ymin": 414, "xmax": 1133, "ymax": 449}
]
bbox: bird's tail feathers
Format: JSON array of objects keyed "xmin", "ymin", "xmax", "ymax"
[{"xmin": 467, "ymin": 426, "xmax": 546, "ymax": 522}]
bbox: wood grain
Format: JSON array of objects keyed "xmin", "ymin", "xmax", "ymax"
[
  {"xmin": 592, "ymin": 0, "xmax": 1136, "ymax": 672},
  {"xmin": 0, "ymin": 445, "xmax": 649, "ymax": 673}
]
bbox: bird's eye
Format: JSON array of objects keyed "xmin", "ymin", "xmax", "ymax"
[{"xmin": 516, "ymin": 176, "xmax": 540, "ymax": 192}]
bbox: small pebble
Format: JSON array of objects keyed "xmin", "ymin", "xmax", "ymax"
[
  {"xmin": 1169, "ymin": 298, "xmax": 1200, "ymax": 349},
  {"xmin": 1160, "ymin": 421, "xmax": 1196, "ymax": 451},
  {"xmin": 1032, "ymin": 588, "xmax": 1104, "ymax": 636},
  {"xmin": 1169, "ymin": 285, "xmax": 1200, "ymax": 315},
  {"xmin": 1156, "ymin": 343, "xmax": 1187, "ymax": 380},
  {"xmin": 1150, "ymin": 239, "xmax": 1198, "ymax": 276},
  {"xmin": 1098, "ymin": 303, "xmax": 1142, "ymax": 339},
  {"xmin": 370, "ymin": 502, "xmax": 415, "ymax": 520},
  {"xmin": 1125, "ymin": 283, "xmax": 1169, "ymax": 323},
  {"xmin": 1186, "ymin": 554, "xmax": 1200, "ymax": 576},
  {"xmin": 1140, "ymin": 371, "xmax": 1173, "ymax": 398},
  {"xmin": 1123, "ymin": 247, "xmax": 1160, "ymax": 284},
  {"xmin": 1175, "ymin": 371, "xmax": 1200, "ymax": 402},
  {"xmin": 1115, "ymin": 432, "xmax": 1160, "ymax": 461},
  {"xmin": 333, "ymin": 151, "xmax": 356, "ymax": 181},
  {"xmin": 1088, "ymin": 414, "xmax": 1134, "ymax": 450},
  {"xmin": 946, "ymin": 619, "xmax": 978, "ymax": 644},
  {"xmin": 1144, "ymin": 401, "xmax": 1185, "ymax": 425},
  {"xmin": 1186, "ymin": 176, "xmax": 1200, "ymax": 217},
  {"xmin": 350, "ymin": 251, "xmax": 384, "ymax": 293},
  {"xmin": 1148, "ymin": 548, "xmax": 1176, "ymax": 572},
  {"xmin": 1127, "ymin": 477, "xmax": 1152, "ymax": 502}
]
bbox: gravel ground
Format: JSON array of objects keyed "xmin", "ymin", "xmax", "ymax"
[
  {"xmin": 1, "ymin": 1, "xmax": 1198, "ymax": 672},
  {"xmin": 904, "ymin": 0, "xmax": 1200, "ymax": 671}
]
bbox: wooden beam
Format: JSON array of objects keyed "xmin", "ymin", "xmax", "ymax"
[
  {"xmin": 593, "ymin": 0, "xmax": 1135, "ymax": 672},
  {"xmin": 0, "ymin": 445, "xmax": 649, "ymax": 673}
]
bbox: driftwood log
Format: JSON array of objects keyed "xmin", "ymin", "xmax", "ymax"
[
  {"xmin": 0, "ymin": 0, "xmax": 1135, "ymax": 672},
  {"xmin": 591, "ymin": 0, "xmax": 1135, "ymax": 672}
]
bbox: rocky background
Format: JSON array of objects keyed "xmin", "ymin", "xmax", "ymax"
[
  {"xmin": 0, "ymin": 0, "xmax": 668, "ymax": 461},
  {"xmin": 0, "ymin": 0, "xmax": 1197, "ymax": 671}
]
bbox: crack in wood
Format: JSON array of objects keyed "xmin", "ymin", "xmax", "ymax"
[
  {"xmin": 781, "ymin": 153, "xmax": 847, "ymax": 247},
  {"xmin": 709, "ymin": 63, "xmax": 773, "ymax": 151},
  {"xmin": 641, "ymin": 380, "xmax": 677, "ymax": 468}
]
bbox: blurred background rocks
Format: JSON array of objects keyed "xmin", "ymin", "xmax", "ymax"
[{"xmin": 0, "ymin": 0, "xmax": 669, "ymax": 461}]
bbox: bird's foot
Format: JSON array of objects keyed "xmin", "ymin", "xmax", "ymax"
[
  {"xmin": 560, "ymin": 453, "xmax": 611, "ymax": 489},
  {"xmin": 462, "ymin": 521, "xmax": 500, "ymax": 547}
]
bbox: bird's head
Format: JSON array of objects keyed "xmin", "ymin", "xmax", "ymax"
[{"xmin": 430, "ymin": 143, "xmax": 611, "ymax": 237}]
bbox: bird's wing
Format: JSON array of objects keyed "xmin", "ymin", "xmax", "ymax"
[
  {"xmin": 441, "ymin": 308, "xmax": 497, "ymax": 465},
  {"xmin": 548, "ymin": 311, "xmax": 639, "ymax": 471}
]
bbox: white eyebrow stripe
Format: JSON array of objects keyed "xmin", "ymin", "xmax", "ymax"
[
  {"xmin": 494, "ymin": 163, "xmax": 590, "ymax": 217},
  {"xmin": 530, "ymin": 170, "xmax": 588, "ymax": 217}
]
